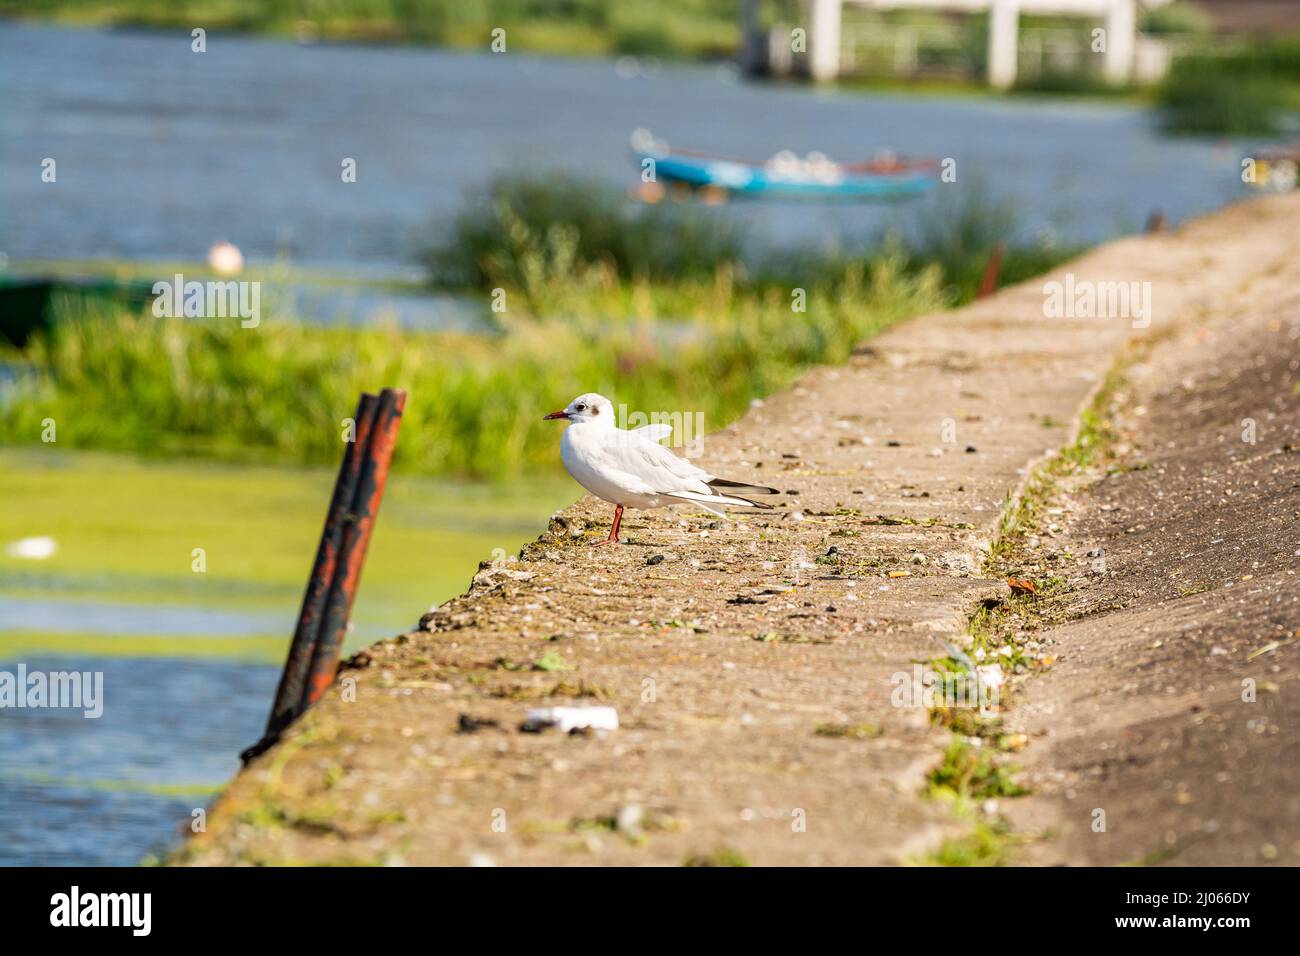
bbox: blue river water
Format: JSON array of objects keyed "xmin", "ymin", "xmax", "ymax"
[
  {"xmin": 0, "ymin": 656, "xmax": 277, "ymax": 865},
  {"xmin": 0, "ymin": 21, "xmax": 1255, "ymax": 277}
]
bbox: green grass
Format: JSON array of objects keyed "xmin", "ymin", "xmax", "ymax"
[
  {"xmin": 1158, "ymin": 36, "xmax": 1300, "ymax": 135},
  {"xmin": 1141, "ymin": 2, "xmax": 1213, "ymax": 36},
  {"xmin": 1, "ymin": 0, "xmax": 742, "ymax": 60},
  {"xmin": 683, "ymin": 847, "xmax": 751, "ymax": 867},
  {"xmin": 916, "ymin": 821, "xmax": 1016, "ymax": 866},
  {"xmin": 988, "ymin": 365, "xmax": 1123, "ymax": 566},
  {"xmin": 0, "ymin": 259, "xmax": 946, "ymax": 480},
  {"xmin": 917, "ymin": 737, "xmax": 1029, "ymax": 866},
  {"xmin": 530, "ymin": 650, "xmax": 570, "ymax": 672},
  {"xmin": 1159, "ymin": 64, "xmax": 1283, "ymax": 136},
  {"xmin": 437, "ymin": 172, "xmax": 1078, "ymax": 305},
  {"xmin": 814, "ymin": 722, "xmax": 883, "ymax": 739},
  {"xmin": 1119, "ymin": 843, "xmax": 1184, "ymax": 867},
  {"xmin": 430, "ymin": 171, "xmax": 749, "ymax": 290},
  {"xmin": 926, "ymin": 738, "xmax": 1027, "ymax": 801}
]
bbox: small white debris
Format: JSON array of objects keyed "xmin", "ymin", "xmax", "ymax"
[
  {"xmin": 975, "ymin": 664, "xmax": 1006, "ymax": 689},
  {"xmin": 616, "ymin": 804, "xmax": 644, "ymax": 835},
  {"xmin": 5, "ymin": 536, "xmax": 57, "ymax": 560},
  {"xmin": 524, "ymin": 706, "xmax": 619, "ymax": 733},
  {"xmin": 909, "ymin": 553, "xmax": 927, "ymax": 565}
]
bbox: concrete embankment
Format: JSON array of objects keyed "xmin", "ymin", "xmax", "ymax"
[
  {"xmin": 1006, "ymin": 228, "xmax": 1300, "ymax": 866},
  {"xmin": 179, "ymin": 193, "xmax": 1300, "ymax": 866}
]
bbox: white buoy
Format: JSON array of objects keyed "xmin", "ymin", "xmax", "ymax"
[
  {"xmin": 5, "ymin": 536, "xmax": 57, "ymax": 560},
  {"xmin": 207, "ymin": 241, "xmax": 244, "ymax": 276}
]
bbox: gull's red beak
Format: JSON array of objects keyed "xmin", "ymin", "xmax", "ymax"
[{"xmin": 543, "ymin": 410, "xmax": 570, "ymax": 421}]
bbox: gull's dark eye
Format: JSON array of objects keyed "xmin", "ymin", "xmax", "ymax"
[{"xmin": 574, "ymin": 403, "xmax": 586, "ymax": 412}]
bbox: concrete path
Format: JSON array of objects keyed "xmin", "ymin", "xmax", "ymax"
[
  {"xmin": 180, "ymin": 193, "xmax": 1300, "ymax": 866},
  {"xmin": 1006, "ymin": 233, "xmax": 1300, "ymax": 866}
]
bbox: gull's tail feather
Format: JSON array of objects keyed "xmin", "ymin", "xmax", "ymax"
[
  {"xmin": 664, "ymin": 489, "xmax": 775, "ymax": 513},
  {"xmin": 706, "ymin": 478, "xmax": 779, "ymax": 496}
]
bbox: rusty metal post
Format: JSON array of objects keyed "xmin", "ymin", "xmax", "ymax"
[
  {"xmin": 241, "ymin": 389, "xmax": 403, "ymax": 763},
  {"xmin": 301, "ymin": 387, "xmax": 406, "ymax": 710},
  {"xmin": 976, "ymin": 242, "xmax": 1004, "ymax": 300}
]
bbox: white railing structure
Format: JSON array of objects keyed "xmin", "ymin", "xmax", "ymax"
[
  {"xmin": 749, "ymin": 0, "xmax": 1175, "ymax": 87},
  {"xmin": 839, "ymin": 21, "xmax": 972, "ymax": 77},
  {"xmin": 836, "ymin": 21, "xmax": 1108, "ymax": 82}
]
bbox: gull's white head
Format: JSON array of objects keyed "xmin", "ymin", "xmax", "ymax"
[{"xmin": 544, "ymin": 392, "xmax": 614, "ymax": 426}]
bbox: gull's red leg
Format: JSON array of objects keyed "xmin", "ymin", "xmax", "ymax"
[{"xmin": 592, "ymin": 504, "xmax": 623, "ymax": 546}]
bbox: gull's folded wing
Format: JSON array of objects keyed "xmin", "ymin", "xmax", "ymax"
[
  {"xmin": 630, "ymin": 423, "xmax": 673, "ymax": 444},
  {"xmin": 596, "ymin": 431, "xmax": 710, "ymax": 495}
]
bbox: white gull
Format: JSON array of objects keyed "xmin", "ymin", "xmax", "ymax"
[{"xmin": 544, "ymin": 392, "xmax": 777, "ymax": 545}]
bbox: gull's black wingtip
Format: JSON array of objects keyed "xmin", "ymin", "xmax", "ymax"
[{"xmin": 707, "ymin": 478, "xmax": 780, "ymax": 495}]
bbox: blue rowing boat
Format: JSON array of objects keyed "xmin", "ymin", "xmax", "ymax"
[{"xmin": 631, "ymin": 132, "xmax": 938, "ymax": 201}]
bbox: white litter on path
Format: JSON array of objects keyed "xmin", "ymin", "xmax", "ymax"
[
  {"xmin": 524, "ymin": 706, "xmax": 619, "ymax": 733},
  {"xmin": 975, "ymin": 663, "xmax": 1007, "ymax": 690}
]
